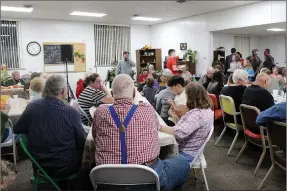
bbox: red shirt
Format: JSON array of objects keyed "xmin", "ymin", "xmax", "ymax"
[
  {"xmin": 138, "ymin": 73, "xmax": 148, "ymax": 83},
  {"xmin": 92, "ymin": 99, "xmax": 160, "ymax": 165},
  {"xmin": 76, "ymin": 79, "xmax": 84, "ymax": 98},
  {"xmin": 167, "ymin": 57, "xmax": 178, "ymax": 75}
]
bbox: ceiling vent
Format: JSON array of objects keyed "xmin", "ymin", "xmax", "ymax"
[{"xmin": 176, "ymin": 0, "xmax": 188, "ymax": 3}]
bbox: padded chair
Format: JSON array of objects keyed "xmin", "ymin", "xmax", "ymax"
[
  {"xmin": 89, "ymin": 164, "xmax": 160, "ymax": 191},
  {"xmin": 236, "ymin": 104, "xmax": 275, "ymax": 176},
  {"xmin": 19, "ymin": 135, "xmax": 77, "ymax": 191},
  {"xmin": 190, "ymin": 126, "xmax": 214, "ymax": 191},
  {"xmin": 215, "ymin": 95, "xmax": 243, "ymax": 155},
  {"xmin": 0, "ymin": 119, "xmax": 17, "ymax": 171},
  {"xmin": 208, "ymin": 94, "xmax": 223, "ymax": 140},
  {"xmin": 258, "ymin": 121, "xmax": 286, "ymax": 189}
]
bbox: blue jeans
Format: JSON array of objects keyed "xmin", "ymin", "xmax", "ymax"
[
  {"xmin": 180, "ymin": 152, "xmax": 195, "ymax": 163},
  {"xmin": 149, "ymin": 155, "xmax": 190, "ymax": 191}
]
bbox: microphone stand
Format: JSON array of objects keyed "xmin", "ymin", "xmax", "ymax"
[{"xmin": 65, "ymin": 58, "xmax": 72, "ymax": 103}]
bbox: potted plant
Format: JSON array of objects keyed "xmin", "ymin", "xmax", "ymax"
[
  {"xmin": 183, "ymin": 49, "xmax": 198, "ymax": 64},
  {"xmin": 79, "ymin": 53, "xmax": 85, "ymax": 63},
  {"xmin": 73, "ymin": 52, "xmax": 80, "ymax": 61}
]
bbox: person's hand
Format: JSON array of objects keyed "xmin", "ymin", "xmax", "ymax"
[
  {"xmin": 167, "ymin": 98, "xmax": 174, "ymax": 106},
  {"xmin": 170, "ymin": 112, "xmax": 179, "ymax": 121}
]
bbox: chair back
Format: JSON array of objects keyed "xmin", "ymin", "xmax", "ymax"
[
  {"xmin": 268, "ymin": 121, "xmax": 286, "ymax": 151},
  {"xmin": 89, "ymin": 106, "xmax": 97, "ymax": 119},
  {"xmin": 219, "ymin": 95, "xmax": 236, "ymax": 115},
  {"xmin": 208, "ymin": 94, "xmax": 218, "ymax": 110},
  {"xmin": 89, "ymin": 164, "xmax": 160, "ymax": 191},
  {"xmin": 240, "ymin": 104, "xmax": 261, "ymax": 135}
]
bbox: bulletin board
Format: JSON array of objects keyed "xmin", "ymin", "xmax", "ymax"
[{"xmin": 43, "ymin": 42, "xmax": 86, "ymax": 73}]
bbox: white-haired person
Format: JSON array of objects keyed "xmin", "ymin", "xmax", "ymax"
[
  {"xmin": 2, "ymin": 71, "xmax": 24, "ymax": 87},
  {"xmin": 156, "ymin": 68, "xmax": 173, "ymax": 94},
  {"xmin": 198, "ymin": 67, "xmax": 215, "ymax": 89},
  {"xmin": 29, "ymin": 77, "xmax": 45, "ymax": 101},
  {"xmin": 14, "ymin": 74, "xmax": 86, "ymax": 189},
  {"xmin": 92, "ymin": 74, "xmax": 190, "ymax": 191},
  {"xmin": 76, "ymin": 70, "xmax": 92, "ymax": 98},
  {"xmin": 1, "ymin": 160, "xmax": 16, "ymax": 191},
  {"xmin": 221, "ymin": 69, "xmax": 249, "ymax": 125},
  {"xmin": 78, "ymin": 73, "xmax": 114, "ymax": 125}
]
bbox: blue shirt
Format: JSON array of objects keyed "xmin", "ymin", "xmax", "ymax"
[
  {"xmin": 256, "ymin": 102, "xmax": 286, "ymax": 126},
  {"xmin": 14, "ymin": 97, "xmax": 86, "ymax": 169},
  {"xmin": 244, "ymin": 67, "xmax": 255, "ymax": 81}
]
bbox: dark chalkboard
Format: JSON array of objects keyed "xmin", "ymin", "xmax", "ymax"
[{"xmin": 44, "ymin": 45, "xmax": 61, "ymax": 64}]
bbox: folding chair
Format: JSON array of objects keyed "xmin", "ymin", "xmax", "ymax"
[
  {"xmin": 215, "ymin": 95, "xmax": 243, "ymax": 155},
  {"xmin": 208, "ymin": 94, "xmax": 222, "ymax": 140},
  {"xmin": 258, "ymin": 121, "xmax": 286, "ymax": 189},
  {"xmin": 1, "ymin": 119, "xmax": 17, "ymax": 171},
  {"xmin": 89, "ymin": 106, "xmax": 97, "ymax": 119},
  {"xmin": 89, "ymin": 164, "xmax": 160, "ymax": 191},
  {"xmin": 190, "ymin": 126, "xmax": 214, "ymax": 191},
  {"xmin": 19, "ymin": 135, "xmax": 77, "ymax": 191}
]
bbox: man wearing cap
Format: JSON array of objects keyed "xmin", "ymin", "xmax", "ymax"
[
  {"xmin": 116, "ymin": 51, "xmax": 136, "ymax": 77},
  {"xmin": 247, "ymin": 49, "xmax": 262, "ymax": 78}
]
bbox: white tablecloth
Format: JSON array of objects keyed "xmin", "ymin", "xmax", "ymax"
[
  {"xmin": 82, "ymin": 92, "xmax": 178, "ymax": 169},
  {"xmin": 6, "ymin": 98, "xmax": 29, "ymax": 125}
]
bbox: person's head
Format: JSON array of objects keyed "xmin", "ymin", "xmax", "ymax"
[
  {"xmin": 147, "ymin": 73, "xmax": 154, "ymax": 79},
  {"xmin": 272, "ymin": 66, "xmax": 279, "ymax": 75},
  {"xmin": 151, "ymin": 72, "xmax": 157, "ymax": 80},
  {"xmin": 31, "ymin": 72, "xmax": 41, "ymax": 80},
  {"xmin": 1, "ymin": 160, "xmax": 16, "ymax": 191},
  {"xmin": 236, "ymin": 52, "xmax": 242, "ymax": 58},
  {"xmin": 212, "ymin": 70, "xmax": 223, "ymax": 83},
  {"xmin": 167, "ymin": 76, "xmax": 185, "ymax": 95},
  {"xmin": 227, "ymin": 74, "xmax": 234, "ymax": 86},
  {"xmin": 148, "ymin": 64, "xmax": 155, "ymax": 70},
  {"xmin": 84, "ymin": 73, "xmax": 102, "ymax": 89},
  {"xmin": 213, "ymin": 65, "xmax": 223, "ymax": 72},
  {"xmin": 243, "ymin": 59, "xmax": 251, "ymax": 68},
  {"xmin": 232, "ymin": 69, "xmax": 249, "ymax": 86},
  {"xmin": 260, "ymin": 68, "xmax": 271, "ymax": 75},
  {"xmin": 231, "ymin": 48, "xmax": 236, "ymax": 54},
  {"xmin": 185, "ymin": 82, "xmax": 213, "ymax": 110},
  {"xmin": 232, "ymin": 55, "xmax": 236, "ymax": 62},
  {"xmin": 40, "ymin": 73, "xmax": 50, "ymax": 80},
  {"xmin": 206, "ymin": 67, "xmax": 215, "ymax": 79},
  {"xmin": 181, "ymin": 64, "xmax": 188, "ymax": 72},
  {"xmin": 142, "ymin": 68, "xmax": 148, "ymax": 75},
  {"xmin": 264, "ymin": 49, "xmax": 270, "ymax": 57},
  {"xmin": 168, "ymin": 49, "xmax": 175, "ymax": 57},
  {"xmin": 42, "ymin": 74, "xmax": 67, "ymax": 100},
  {"xmin": 146, "ymin": 77, "xmax": 154, "ymax": 88},
  {"xmin": 256, "ymin": 72, "xmax": 270, "ymax": 89},
  {"xmin": 123, "ymin": 51, "xmax": 129, "ymax": 60},
  {"xmin": 160, "ymin": 69, "xmax": 172, "ymax": 83},
  {"xmin": 112, "ymin": 74, "xmax": 135, "ymax": 100},
  {"xmin": 252, "ymin": 48, "xmax": 258, "ymax": 56},
  {"xmin": 11, "ymin": 71, "xmax": 20, "ymax": 81},
  {"xmin": 30, "ymin": 77, "xmax": 44, "ymax": 93}
]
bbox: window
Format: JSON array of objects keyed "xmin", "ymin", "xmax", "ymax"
[
  {"xmin": 1, "ymin": 20, "xmax": 21, "ymax": 69},
  {"xmin": 94, "ymin": 25, "xmax": 130, "ymax": 66},
  {"xmin": 234, "ymin": 36, "xmax": 250, "ymax": 59}
]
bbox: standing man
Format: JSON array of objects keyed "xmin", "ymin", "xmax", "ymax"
[
  {"xmin": 247, "ymin": 49, "xmax": 262, "ymax": 79},
  {"xmin": 116, "ymin": 51, "xmax": 135, "ymax": 77},
  {"xmin": 262, "ymin": 48, "xmax": 275, "ymax": 71},
  {"xmin": 167, "ymin": 49, "xmax": 179, "ymax": 75},
  {"xmin": 224, "ymin": 48, "xmax": 236, "ymax": 75}
]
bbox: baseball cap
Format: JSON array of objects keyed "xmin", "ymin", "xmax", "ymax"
[
  {"xmin": 252, "ymin": 48, "xmax": 259, "ymax": 53},
  {"xmin": 162, "ymin": 69, "xmax": 172, "ymax": 77},
  {"xmin": 123, "ymin": 51, "xmax": 129, "ymax": 54}
]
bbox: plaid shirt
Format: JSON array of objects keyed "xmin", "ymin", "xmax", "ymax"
[{"xmin": 92, "ymin": 99, "xmax": 160, "ymax": 165}]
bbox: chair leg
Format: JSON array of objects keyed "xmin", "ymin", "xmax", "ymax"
[
  {"xmin": 235, "ymin": 141, "xmax": 248, "ymax": 162},
  {"xmin": 258, "ymin": 164, "xmax": 275, "ymax": 190},
  {"xmin": 254, "ymin": 147, "xmax": 267, "ymax": 176},
  {"xmin": 193, "ymin": 169, "xmax": 198, "ymax": 180},
  {"xmin": 227, "ymin": 130, "xmax": 239, "ymax": 156},
  {"xmin": 12, "ymin": 137, "xmax": 17, "ymax": 172},
  {"xmin": 201, "ymin": 167, "xmax": 209, "ymax": 191},
  {"xmin": 215, "ymin": 125, "xmax": 227, "ymax": 146}
]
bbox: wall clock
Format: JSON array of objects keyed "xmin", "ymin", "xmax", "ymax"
[{"xmin": 27, "ymin": 41, "xmax": 41, "ymax": 56}]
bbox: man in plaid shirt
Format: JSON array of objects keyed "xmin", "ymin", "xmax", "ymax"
[{"xmin": 92, "ymin": 74, "xmax": 190, "ymax": 190}]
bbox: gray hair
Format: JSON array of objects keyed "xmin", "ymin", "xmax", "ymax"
[
  {"xmin": 11, "ymin": 71, "xmax": 19, "ymax": 77},
  {"xmin": 112, "ymin": 74, "xmax": 134, "ymax": 100},
  {"xmin": 207, "ymin": 67, "xmax": 215, "ymax": 73},
  {"xmin": 232, "ymin": 69, "xmax": 248, "ymax": 83},
  {"xmin": 42, "ymin": 74, "xmax": 66, "ymax": 97}
]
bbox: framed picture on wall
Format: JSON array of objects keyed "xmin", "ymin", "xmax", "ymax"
[{"xmin": 180, "ymin": 43, "xmax": 187, "ymax": 50}]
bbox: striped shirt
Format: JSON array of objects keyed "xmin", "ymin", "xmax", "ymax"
[{"xmin": 78, "ymin": 86, "xmax": 107, "ymax": 125}]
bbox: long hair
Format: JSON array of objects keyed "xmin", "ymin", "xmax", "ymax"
[{"xmin": 84, "ymin": 73, "xmax": 100, "ymax": 88}]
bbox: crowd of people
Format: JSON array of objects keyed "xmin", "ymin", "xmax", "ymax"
[{"xmin": 0, "ymin": 48, "xmax": 286, "ymax": 190}]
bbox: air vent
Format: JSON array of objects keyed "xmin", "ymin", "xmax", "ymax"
[{"xmin": 176, "ymin": 0, "xmax": 187, "ymax": 3}]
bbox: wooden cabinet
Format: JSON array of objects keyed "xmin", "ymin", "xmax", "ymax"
[
  {"xmin": 136, "ymin": 49, "xmax": 162, "ymax": 75},
  {"xmin": 163, "ymin": 60, "xmax": 196, "ymax": 74}
]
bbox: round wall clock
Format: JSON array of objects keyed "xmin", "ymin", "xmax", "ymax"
[{"xmin": 27, "ymin": 41, "xmax": 41, "ymax": 56}]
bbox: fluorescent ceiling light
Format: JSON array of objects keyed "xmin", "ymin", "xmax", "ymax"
[
  {"xmin": 132, "ymin": 16, "xmax": 161, "ymax": 21},
  {"xmin": 1, "ymin": 6, "xmax": 33, "ymax": 12},
  {"xmin": 266, "ymin": 28, "xmax": 286, "ymax": 32},
  {"xmin": 70, "ymin": 11, "xmax": 106, "ymax": 17},
  {"xmin": 1, "ymin": 35, "xmax": 9, "ymax": 37}
]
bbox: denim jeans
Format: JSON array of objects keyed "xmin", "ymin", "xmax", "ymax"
[
  {"xmin": 148, "ymin": 155, "xmax": 190, "ymax": 191},
  {"xmin": 180, "ymin": 152, "xmax": 195, "ymax": 163}
]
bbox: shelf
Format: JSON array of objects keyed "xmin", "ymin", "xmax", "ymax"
[
  {"xmin": 140, "ymin": 62, "xmax": 156, "ymax": 65},
  {"xmin": 140, "ymin": 55, "xmax": 155, "ymax": 57}
]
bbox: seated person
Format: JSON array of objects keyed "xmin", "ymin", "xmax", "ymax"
[
  {"xmin": 147, "ymin": 72, "xmax": 159, "ymax": 89},
  {"xmin": 78, "ymin": 73, "xmax": 114, "ymax": 125},
  {"xmin": 2, "ymin": 71, "xmax": 24, "ymax": 86},
  {"xmin": 167, "ymin": 76, "xmax": 187, "ymax": 125},
  {"xmin": 256, "ymin": 102, "xmax": 286, "ymax": 126},
  {"xmin": 137, "ymin": 68, "xmax": 149, "ymax": 92},
  {"xmin": 243, "ymin": 72, "xmax": 274, "ymax": 111},
  {"xmin": 260, "ymin": 68, "xmax": 280, "ymax": 94},
  {"xmin": 148, "ymin": 64, "xmax": 156, "ymax": 74},
  {"xmin": 14, "ymin": 74, "xmax": 86, "ymax": 178},
  {"xmin": 198, "ymin": 67, "xmax": 215, "ymax": 89},
  {"xmin": 156, "ymin": 69, "xmax": 172, "ymax": 94},
  {"xmin": 76, "ymin": 71, "xmax": 92, "ymax": 98},
  {"xmin": 29, "ymin": 77, "xmax": 44, "ymax": 101},
  {"xmin": 142, "ymin": 77, "xmax": 158, "ymax": 108},
  {"xmin": 92, "ymin": 74, "xmax": 190, "ymax": 191},
  {"xmin": 1, "ymin": 160, "xmax": 16, "ymax": 191},
  {"xmin": 160, "ymin": 82, "xmax": 214, "ymax": 162},
  {"xmin": 207, "ymin": 69, "xmax": 224, "ymax": 102},
  {"xmin": 221, "ymin": 69, "xmax": 248, "ymax": 124},
  {"xmin": 180, "ymin": 64, "xmax": 192, "ymax": 83},
  {"xmin": 243, "ymin": 59, "xmax": 255, "ymax": 81}
]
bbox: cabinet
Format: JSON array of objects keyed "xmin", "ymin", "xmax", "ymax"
[{"xmin": 136, "ymin": 49, "xmax": 162, "ymax": 75}]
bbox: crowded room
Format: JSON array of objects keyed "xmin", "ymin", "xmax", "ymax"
[{"xmin": 1, "ymin": 1, "xmax": 286, "ymax": 191}]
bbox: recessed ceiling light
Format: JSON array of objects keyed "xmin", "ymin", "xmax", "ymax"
[
  {"xmin": 266, "ymin": 28, "xmax": 286, "ymax": 32},
  {"xmin": 70, "ymin": 11, "xmax": 106, "ymax": 17},
  {"xmin": 132, "ymin": 16, "xmax": 161, "ymax": 21},
  {"xmin": 1, "ymin": 6, "xmax": 33, "ymax": 12}
]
